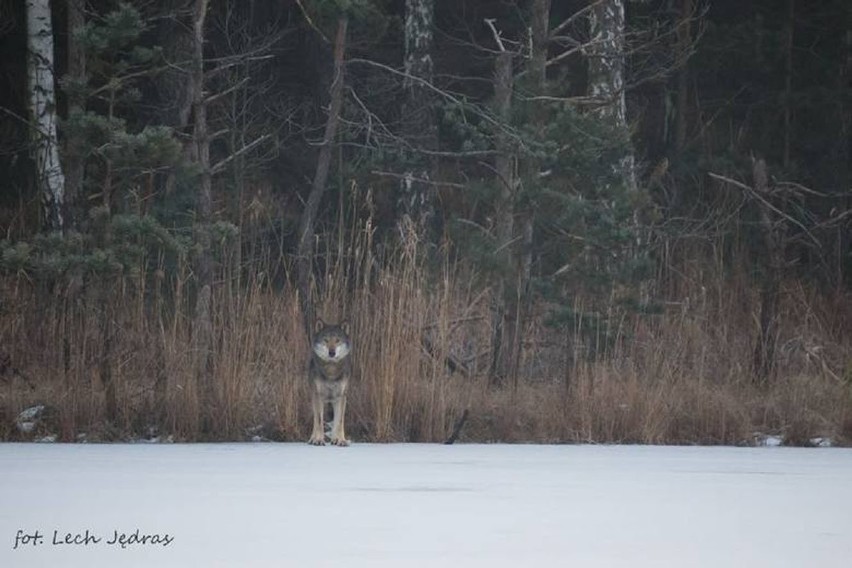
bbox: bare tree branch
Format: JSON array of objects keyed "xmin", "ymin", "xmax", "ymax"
[
  {"xmin": 371, "ymin": 170, "xmax": 466, "ymax": 188},
  {"xmin": 484, "ymin": 18, "xmax": 507, "ymax": 52},
  {"xmin": 210, "ymin": 134, "xmax": 273, "ymax": 174},
  {"xmin": 204, "ymin": 76, "xmax": 250, "ymax": 105},
  {"xmin": 550, "ymin": 0, "xmax": 605, "ymax": 38}
]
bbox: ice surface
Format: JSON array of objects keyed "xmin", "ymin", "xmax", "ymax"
[{"xmin": 2, "ymin": 443, "xmax": 851, "ymax": 567}]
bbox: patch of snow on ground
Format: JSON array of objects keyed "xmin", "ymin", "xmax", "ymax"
[
  {"xmin": 15, "ymin": 405, "xmax": 45, "ymax": 422},
  {"xmin": 755, "ymin": 433, "xmax": 785, "ymax": 447},
  {"xmin": 1, "ymin": 443, "xmax": 851, "ymax": 567}
]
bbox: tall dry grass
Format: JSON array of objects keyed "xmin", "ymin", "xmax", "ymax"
[{"xmin": 1, "ymin": 200, "xmax": 850, "ymax": 445}]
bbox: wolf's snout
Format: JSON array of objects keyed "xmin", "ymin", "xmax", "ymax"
[{"xmin": 328, "ymin": 348, "xmax": 336, "ymax": 358}]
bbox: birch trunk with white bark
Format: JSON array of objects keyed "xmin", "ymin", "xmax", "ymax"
[
  {"xmin": 400, "ymin": 0, "xmax": 436, "ymax": 232},
  {"xmin": 588, "ymin": 0, "xmax": 638, "ymax": 194},
  {"xmin": 26, "ymin": 0, "xmax": 65, "ymax": 232}
]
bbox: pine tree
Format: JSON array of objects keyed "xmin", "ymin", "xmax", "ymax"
[{"xmin": 63, "ymin": 2, "xmax": 181, "ymax": 219}]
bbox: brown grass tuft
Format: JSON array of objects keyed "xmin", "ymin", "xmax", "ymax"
[{"xmin": 1, "ymin": 213, "xmax": 850, "ymax": 445}]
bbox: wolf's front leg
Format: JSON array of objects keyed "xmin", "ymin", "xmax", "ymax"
[
  {"xmin": 308, "ymin": 391, "xmax": 326, "ymax": 445},
  {"xmin": 330, "ymin": 395, "xmax": 349, "ymax": 446}
]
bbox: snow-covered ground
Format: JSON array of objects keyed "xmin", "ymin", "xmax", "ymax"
[{"xmin": 2, "ymin": 443, "xmax": 851, "ymax": 567}]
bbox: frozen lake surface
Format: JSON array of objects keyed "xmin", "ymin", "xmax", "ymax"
[{"xmin": 2, "ymin": 443, "xmax": 851, "ymax": 567}]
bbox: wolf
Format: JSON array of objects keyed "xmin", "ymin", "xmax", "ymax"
[{"xmin": 307, "ymin": 318, "xmax": 352, "ymax": 446}]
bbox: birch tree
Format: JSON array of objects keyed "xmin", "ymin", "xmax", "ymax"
[
  {"xmin": 588, "ymin": 0, "xmax": 637, "ymax": 194},
  {"xmin": 26, "ymin": 0, "xmax": 65, "ymax": 232},
  {"xmin": 399, "ymin": 0, "xmax": 437, "ymax": 232}
]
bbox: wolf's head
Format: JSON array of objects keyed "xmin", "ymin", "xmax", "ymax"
[{"xmin": 312, "ymin": 319, "xmax": 352, "ymax": 363}]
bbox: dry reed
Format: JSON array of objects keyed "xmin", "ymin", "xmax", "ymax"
[{"xmin": 1, "ymin": 203, "xmax": 850, "ymax": 446}]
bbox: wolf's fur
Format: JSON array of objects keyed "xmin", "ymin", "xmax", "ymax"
[{"xmin": 307, "ymin": 319, "xmax": 352, "ymax": 446}]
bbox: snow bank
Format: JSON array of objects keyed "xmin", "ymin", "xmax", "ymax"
[{"xmin": 2, "ymin": 443, "xmax": 851, "ymax": 567}]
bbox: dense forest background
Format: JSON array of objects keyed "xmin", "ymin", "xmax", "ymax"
[{"xmin": 0, "ymin": 0, "xmax": 850, "ymax": 444}]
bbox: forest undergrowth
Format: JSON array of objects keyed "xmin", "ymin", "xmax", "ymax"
[{"xmin": 1, "ymin": 216, "xmax": 850, "ymax": 446}]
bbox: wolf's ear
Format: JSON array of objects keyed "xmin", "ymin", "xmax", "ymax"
[
  {"xmin": 340, "ymin": 318, "xmax": 350, "ymax": 333},
  {"xmin": 315, "ymin": 318, "xmax": 326, "ymax": 333}
]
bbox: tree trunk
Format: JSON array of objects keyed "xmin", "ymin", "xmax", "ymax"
[
  {"xmin": 64, "ymin": 0, "xmax": 86, "ymax": 229},
  {"xmin": 26, "ymin": 0, "xmax": 65, "ymax": 232},
  {"xmin": 674, "ymin": 0, "xmax": 693, "ymax": 153},
  {"xmin": 588, "ymin": 0, "xmax": 638, "ymax": 194},
  {"xmin": 839, "ymin": 20, "xmax": 852, "ymax": 288},
  {"xmin": 489, "ymin": 50, "xmax": 515, "ymax": 386},
  {"xmin": 751, "ymin": 158, "xmax": 783, "ymax": 385},
  {"xmin": 782, "ymin": 0, "xmax": 795, "ymax": 170},
  {"xmin": 297, "ymin": 18, "xmax": 348, "ymax": 335},
  {"xmin": 190, "ymin": 0, "xmax": 216, "ymax": 434},
  {"xmin": 157, "ymin": 0, "xmax": 195, "ymax": 131},
  {"xmin": 153, "ymin": 273, "xmax": 169, "ymax": 429},
  {"xmin": 158, "ymin": 0, "xmax": 195, "ymax": 196},
  {"xmin": 489, "ymin": 0, "xmax": 550, "ymax": 388},
  {"xmin": 846, "ymin": 23, "xmax": 852, "ymax": 175},
  {"xmin": 399, "ymin": 0, "xmax": 437, "ymax": 233},
  {"xmin": 513, "ymin": 0, "xmax": 550, "ymax": 389},
  {"xmin": 99, "ymin": 283, "xmax": 117, "ymax": 424}
]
